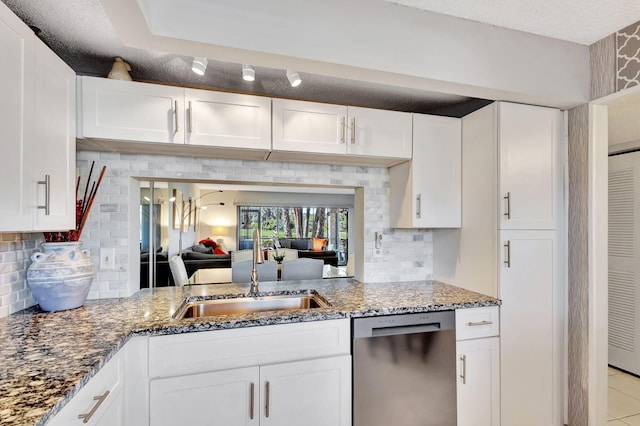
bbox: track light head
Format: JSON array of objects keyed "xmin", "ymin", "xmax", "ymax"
[
  {"xmin": 242, "ymin": 64, "xmax": 255, "ymax": 81},
  {"xmin": 286, "ymin": 70, "xmax": 301, "ymax": 87},
  {"xmin": 191, "ymin": 57, "xmax": 207, "ymax": 75}
]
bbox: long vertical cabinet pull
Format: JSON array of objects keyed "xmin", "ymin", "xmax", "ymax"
[
  {"xmin": 37, "ymin": 175, "xmax": 51, "ymax": 215},
  {"xmin": 187, "ymin": 101, "xmax": 193, "ymax": 133},
  {"xmin": 350, "ymin": 117, "xmax": 356, "ymax": 144},
  {"xmin": 504, "ymin": 241, "xmax": 511, "ymax": 268},
  {"xmin": 340, "ymin": 117, "xmax": 346, "ymax": 143},
  {"xmin": 416, "ymin": 194, "xmax": 422, "ymax": 219},
  {"xmin": 503, "ymin": 192, "xmax": 511, "ymax": 219},
  {"xmin": 459, "ymin": 355, "xmax": 467, "ymax": 384},
  {"xmin": 173, "ymin": 100, "xmax": 179, "ymax": 133},
  {"xmin": 265, "ymin": 381, "xmax": 270, "ymax": 418},
  {"xmin": 249, "ymin": 382, "xmax": 255, "ymax": 420}
]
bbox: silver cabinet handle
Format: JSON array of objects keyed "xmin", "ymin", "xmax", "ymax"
[
  {"xmin": 467, "ymin": 320, "xmax": 493, "ymax": 327},
  {"xmin": 350, "ymin": 117, "xmax": 355, "ymax": 144},
  {"xmin": 340, "ymin": 116, "xmax": 345, "ymax": 144},
  {"xmin": 249, "ymin": 382, "xmax": 255, "ymax": 420},
  {"xmin": 265, "ymin": 381, "xmax": 270, "ymax": 418},
  {"xmin": 504, "ymin": 241, "xmax": 511, "ymax": 268},
  {"xmin": 78, "ymin": 390, "xmax": 110, "ymax": 423},
  {"xmin": 416, "ymin": 194, "xmax": 421, "ymax": 219},
  {"xmin": 173, "ymin": 100, "xmax": 179, "ymax": 133},
  {"xmin": 188, "ymin": 101, "xmax": 193, "ymax": 133},
  {"xmin": 459, "ymin": 355, "xmax": 467, "ymax": 385},
  {"xmin": 37, "ymin": 175, "xmax": 50, "ymax": 215},
  {"xmin": 503, "ymin": 192, "xmax": 511, "ymax": 219}
]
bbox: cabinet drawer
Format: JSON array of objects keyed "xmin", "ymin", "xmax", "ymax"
[
  {"xmin": 148, "ymin": 319, "xmax": 350, "ymax": 378},
  {"xmin": 456, "ymin": 306, "xmax": 500, "ymax": 340},
  {"xmin": 47, "ymin": 351, "xmax": 123, "ymax": 425}
]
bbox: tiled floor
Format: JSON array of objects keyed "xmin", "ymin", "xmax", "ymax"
[{"xmin": 609, "ymin": 366, "xmax": 640, "ymax": 424}]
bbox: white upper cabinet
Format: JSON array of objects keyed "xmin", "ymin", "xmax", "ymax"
[
  {"xmin": 347, "ymin": 106, "xmax": 412, "ymax": 159},
  {"xmin": 79, "ymin": 76, "xmax": 184, "ymax": 144},
  {"xmin": 0, "ymin": 2, "xmax": 75, "ymax": 232},
  {"xmin": 390, "ymin": 114, "xmax": 461, "ymax": 228},
  {"xmin": 272, "ymin": 98, "xmax": 347, "ymax": 154},
  {"xmin": 0, "ymin": 3, "xmax": 35, "ymax": 231},
  {"xmin": 185, "ymin": 89, "xmax": 271, "ymax": 150},
  {"xmin": 31, "ymin": 41, "xmax": 76, "ymax": 231},
  {"xmin": 272, "ymin": 99, "xmax": 412, "ymax": 160},
  {"xmin": 498, "ymin": 102, "xmax": 562, "ymax": 230}
]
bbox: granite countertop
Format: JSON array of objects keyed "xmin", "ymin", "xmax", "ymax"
[{"xmin": 0, "ymin": 279, "xmax": 499, "ymax": 426}]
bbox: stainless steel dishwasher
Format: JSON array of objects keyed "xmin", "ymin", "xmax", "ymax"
[{"xmin": 352, "ymin": 311, "xmax": 457, "ymax": 426}]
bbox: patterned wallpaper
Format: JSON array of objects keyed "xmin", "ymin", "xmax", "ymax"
[{"xmin": 617, "ymin": 21, "xmax": 640, "ymax": 91}]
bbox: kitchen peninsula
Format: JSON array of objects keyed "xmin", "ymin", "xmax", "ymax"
[{"xmin": 0, "ymin": 279, "xmax": 498, "ymax": 426}]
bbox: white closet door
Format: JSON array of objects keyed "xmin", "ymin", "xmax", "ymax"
[{"xmin": 608, "ymin": 152, "xmax": 640, "ymax": 374}]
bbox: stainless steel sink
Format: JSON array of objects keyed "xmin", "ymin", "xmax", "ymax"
[{"xmin": 173, "ymin": 293, "xmax": 330, "ymax": 319}]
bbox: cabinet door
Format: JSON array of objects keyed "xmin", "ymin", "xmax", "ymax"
[
  {"xmin": 499, "ymin": 230, "xmax": 562, "ymax": 426},
  {"xmin": 150, "ymin": 366, "xmax": 259, "ymax": 426},
  {"xmin": 389, "ymin": 114, "xmax": 461, "ymax": 228},
  {"xmin": 30, "ymin": 40, "xmax": 75, "ymax": 231},
  {"xmin": 347, "ymin": 106, "xmax": 412, "ymax": 159},
  {"xmin": 47, "ymin": 352, "xmax": 124, "ymax": 426},
  {"xmin": 80, "ymin": 76, "xmax": 184, "ymax": 144},
  {"xmin": 498, "ymin": 102, "xmax": 562, "ymax": 230},
  {"xmin": 0, "ymin": 4, "xmax": 34, "ymax": 231},
  {"xmin": 260, "ymin": 355, "xmax": 351, "ymax": 426},
  {"xmin": 185, "ymin": 89, "xmax": 271, "ymax": 150},
  {"xmin": 272, "ymin": 98, "xmax": 347, "ymax": 154},
  {"xmin": 456, "ymin": 337, "xmax": 500, "ymax": 426}
]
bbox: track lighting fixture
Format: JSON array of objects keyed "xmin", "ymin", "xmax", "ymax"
[
  {"xmin": 242, "ymin": 64, "xmax": 255, "ymax": 81},
  {"xmin": 191, "ymin": 57, "xmax": 207, "ymax": 75},
  {"xmin": 286, "ymin": 70, "xmax": 301, "ymax": 87}
]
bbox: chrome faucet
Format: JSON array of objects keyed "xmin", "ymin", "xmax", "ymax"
[{"xmin": 250, "ymin": 228, "xmax": 264, "ymax": 295}]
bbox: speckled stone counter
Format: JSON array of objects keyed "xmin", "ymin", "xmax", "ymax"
[{"xmin": 0, "ymin": 279, "xmax": 499, "ymax": 426}]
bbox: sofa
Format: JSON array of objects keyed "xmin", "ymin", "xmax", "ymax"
[
  {"xmin": 140, "ymin": 245, "xmax": 231, "ymax": 288},
  {"xmin": 180, "ymin": 247, "xmax": 231, "ymax": 276},
  {"xmin": 278, "ymin": 238, "xmax": 338, "ymax": 267}
]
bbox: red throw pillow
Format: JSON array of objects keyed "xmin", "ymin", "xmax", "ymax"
[
  {"xmin": 213, "ymin": 247, "xmax": 226, "ymax": 255},
  {"xmin": 199, "ymin": 238, "xmax": 218, "ymax": 249}
]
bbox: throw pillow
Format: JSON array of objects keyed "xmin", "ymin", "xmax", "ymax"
[
  {"xmin": 199, "ymin": 238, "xmax": 218, "ymax": 249},
  {"xmin": 312, "ymin": 238, "xmax": 327, "ymax": 251},
  {"xmin": 213, "ymin": 247, "xmax": 226, "ymax": 255}
]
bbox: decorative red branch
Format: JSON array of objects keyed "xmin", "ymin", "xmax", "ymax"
[{"xmin": 44, "ymin": 161, "xmax": 107, "ymax": 242}]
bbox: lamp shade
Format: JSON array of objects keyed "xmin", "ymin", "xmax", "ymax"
[{"xmin": 212, "ymin": 226, "xmax": 230, "ymax": 236}]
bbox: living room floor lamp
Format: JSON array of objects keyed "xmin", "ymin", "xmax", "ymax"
[{"xmin": 175, "ymin": 191, "xmax": 225, "ymax": 255}]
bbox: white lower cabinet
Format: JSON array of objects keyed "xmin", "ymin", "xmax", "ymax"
[
  {"xmin": 499, "ymin": 230, "xmax": 562, "ymax": 426},
  {"xmin": 455, "ymin": 307, "xmax": 500, "ymax": 426},
  {"xmin": 47, "ymin": 350, "xmax": 124, "ymax": 426},
  {"xmin": 147, "ymin": 319, "xmax": 351, "ymax": 426},
  {"xmin": 260, "ymin": 356, "xmax": 351, "ymax": 426},
  {"xmin": 150, "ymin": 366, "xmax": 259, "ymax": 426},
  {"xmin": 149, "ymin": 355, "xmax": 351, "ymax": 426}
]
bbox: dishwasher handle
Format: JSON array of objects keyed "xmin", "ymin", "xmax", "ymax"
[
  {"xmin": 353, "ymin": 311, "xmax": 455, "ymax": 338},
  {"xmin": 371, "ymin": 323, "xmax": 441, "ymax": 337}
]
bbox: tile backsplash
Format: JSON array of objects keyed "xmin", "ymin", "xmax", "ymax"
[
  {"xmin": 0, "ymin": 151, "xmax": 434, "ymax": 318},
  {"xmin": 0, "ymin": 233, "xmax": 42, "ymax": 317}
]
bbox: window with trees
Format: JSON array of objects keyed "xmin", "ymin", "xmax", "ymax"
[{"xmin": 238, "ymin": 206, "xmax": 348, "ymax": 265}]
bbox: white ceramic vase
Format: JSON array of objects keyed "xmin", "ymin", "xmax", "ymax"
[{"xmin": 27, "ymin": 242, "xmax": 94, "ymax": 312}]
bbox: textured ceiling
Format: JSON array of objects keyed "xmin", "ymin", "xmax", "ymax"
[
  {"xmin": 387, "ymin": 0, "xmax": 640, "ymax": 45},
  {"xmin": 0, "ymin": 0, "xmax": 490, "ymax": 117}
]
